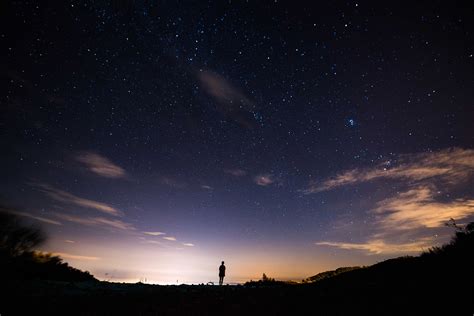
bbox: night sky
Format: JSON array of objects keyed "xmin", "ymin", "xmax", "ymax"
[{"xmin": 1, "ymin": 1, "xmax": 474, "ymax": 284}]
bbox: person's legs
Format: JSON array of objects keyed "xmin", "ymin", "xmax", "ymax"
[{"xmin": 219, "ymin": 276, "xmax": 223, "ymax": 285}]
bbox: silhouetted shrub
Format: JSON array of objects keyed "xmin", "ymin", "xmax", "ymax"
[
  {"xmin": 261, "ymin": 273, "xmax": 274, "ymax": 282},
  {"xmin": 0, "ymin": 208, "xmax": 45, "ymax": 257},
  {"xmin": 0, "ymin": 208, "xmax": 96, "ymax": 282},
  {"xmin": 421, "ymin": 219, "xmax": 474, "ymax": 263}
]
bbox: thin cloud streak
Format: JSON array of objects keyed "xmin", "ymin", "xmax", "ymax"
[
  {"xmin": 10, "ymin": 211, "xmax": 62, "ymax": 225},
  {"xmin": 139, "ymin": 237, "xmax": 166, "ymax": 246},
  {"xmin": 139, "ymin": 238, "xmax": 191, "ymax": 249},
  {"xmin": 33, "ymin": 183, "xmax": 122, "ymax": 217},
  {"xmin": 144, "ymin": 233, "xmax": 194, "ymax": 246},
  {"xmin": 224, "ymin": 168, "xmax": 247, "ymax": 177},
  {"xmin": 76, "ymin": 152, "xmax": 126, "ymax": 178},
  {"xmin": 143, "ymin": 231, "xmax": 166, "ymax": 236},
  {"xmin": 53, "ymin": 252, "xmax": 100, "ymax": 261},
  {"xmin": 316, "ymin": 238, "xmax": 433, "ymax": 255},
  {"xmin": 54, "ymin": 213, "xmax": 135, "ymax": 231},
  {"xmin": 305, "ymin": 148, "xmax": 474, "ymax": 193}
]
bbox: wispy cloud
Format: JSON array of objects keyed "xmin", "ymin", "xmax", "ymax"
[
  {"xmin": 316, "ymin": 238, "xmax": 433, "ymax": 255},
  {"xmin": 140, "ymin": 238, "xmax": 165, "ymax": 246},
  {"xmin": 33, "ymin": 183, "xmax": 122, "ymax": 217},
  {"xmin": 254, "ymin": 174, "xmax": 274, "ymax": 186},
  {"xmin": 64, "ymin": 240, "xmax": 75, "ymax": 243},
  {"xmin": 312, "ymin": 148, "xmax": 474, "ymax": 255},
  {"xmin": 54, "ymin": 213, "xmax": 135, "ymax": 231},
  {"xmin": 143, "ymin": 231, "xmax": 166, "ymax": 236},
  {"xmin": 374, "ymin": 186, "xmax": 474, "ymax": 231},
  {"xmin": 305, "ymin": 148, "xmax": 474, "ymax": 193},
  {"xmin": 224, "ymin": 168, "xmax": 247, "ymax": 177},
  {"xmin": 139, "ymin": 237, "xmax": 192, "ymax": 249},
  {"xmin": 53, "ymin": 252, "xmax": 100, "ymax": 261},
  {"xmin": 144, "ymin": 232, "xmax": 193, "ymax": 246},
  {"xmin": 198, "ymin": 70, "xmax": 256, "ymax": 128},
  {"xmin": 92, "ymin": 217, "xmax": 135, "ymax": 230},
  {"xmin": 76, "ymin": 152, "xmax": 126, "ymax": 178},
  {"xmin": 9, "ymin": 210, "xmax": 62, "ymax": 225}
]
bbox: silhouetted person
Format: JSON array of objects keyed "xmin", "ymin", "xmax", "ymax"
[{"xmin": 219, "ymin": 261, "xmax": 226, "ymax": 285}]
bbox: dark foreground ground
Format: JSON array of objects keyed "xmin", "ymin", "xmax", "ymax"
[{"xmin": 4, "ymin": 261, "xmax": 473, "ymax": 316}]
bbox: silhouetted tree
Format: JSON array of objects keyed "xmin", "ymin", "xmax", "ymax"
[
  {"xmin": 262, "ymin": 273, "xmax": 275, "ymax": 282},
  {"xmin": 0, "ymin": 207, "xmax": 46, "ymax": 257},
  {"xmin": 422, "ymin": 219, "xmax": 474, "ymax": 261},
  {"xmin": 0, "ymin": 207, "xmax": 95, "ymax": 282}
]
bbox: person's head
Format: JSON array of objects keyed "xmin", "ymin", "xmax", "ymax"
[{"xmin": 221, "ymin": 261, "xmax": 225, "ymax": 265}]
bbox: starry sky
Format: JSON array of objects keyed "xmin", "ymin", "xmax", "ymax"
[{"xmin": 1, "ymin": 1, "xmax": 474, "ymax": 284}]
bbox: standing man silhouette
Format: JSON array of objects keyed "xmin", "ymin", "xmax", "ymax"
[{"xmin": 219, "ymin": 261, "xmax": 226, "ymax": 285}]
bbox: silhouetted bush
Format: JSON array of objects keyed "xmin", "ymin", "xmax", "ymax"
[
  {"xmin": 0, "ymin": 208, "xmax": 45, "ymax": 256},
  {"xmin": 261, "ymin": 273, "xmax": 274, "ymax": 282},
  {"xmin": 421, "ymin": 219, "xmax": 474, "ymax": 261},
  {"xmin": 243, "ymin": 273, "xmax": 290, "ymax": 286},
  {"xmin": 0, "ymin": 208, "xmax": 96, "ymax": 282}
]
